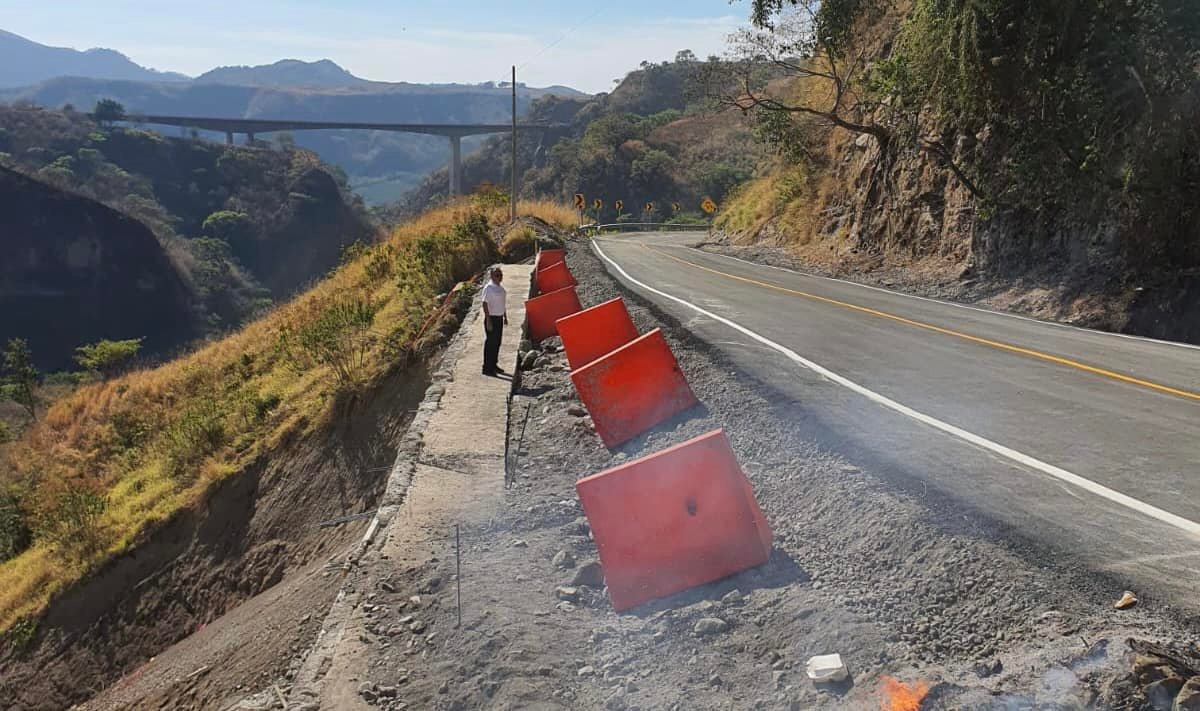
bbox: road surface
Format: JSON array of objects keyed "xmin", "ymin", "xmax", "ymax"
[{"xmin": 593, "ymin": 232, "xmax": 1200, "ymax": 612}]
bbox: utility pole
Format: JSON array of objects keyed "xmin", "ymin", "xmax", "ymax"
[{"xmin": 510, "ymin": 65, "xmax": 518, "ymax": 223}]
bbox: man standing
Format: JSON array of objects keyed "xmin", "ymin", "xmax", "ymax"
[{"xmin": 481, "ymin": 267, "xmax": 508, "ymax": 376}]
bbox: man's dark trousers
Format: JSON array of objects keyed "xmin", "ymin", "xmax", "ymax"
[{"xmin": 483, "ymin": 316, "xmax": 504, "ymax": 374}]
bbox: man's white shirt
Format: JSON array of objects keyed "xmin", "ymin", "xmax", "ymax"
[{"xmin": 482, "ymin": 280, "xmax": 506, "ymax": 316}]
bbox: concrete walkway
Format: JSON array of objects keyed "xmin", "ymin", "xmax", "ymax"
[{"xmin": 299, "ymin": 264, "xmax": 531, "ymax": 710}]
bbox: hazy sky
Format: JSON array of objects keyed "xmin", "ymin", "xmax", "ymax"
[{"xmin": 0, "ymin": 1, "xmax": 750, "ymax": 92}]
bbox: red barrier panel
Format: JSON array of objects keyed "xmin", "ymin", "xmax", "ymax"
[
  {"xmin": 556, "ymin": 298, "xmax": 640, "ymax": 371},
  {"xmin": 525, "ymin": 286, "xmax": 582, "ymax": 343},
  {"xmin": 535, "ymin": 249, "xmax": 565, "ymax": 273},
  {"xmin": 536, "ymin": 260, "xmax": 577, "ymax": 295},
  {"xmin": 576, "ymin": 429, "xmax": 773, "ymax": 611},
  {"xmin": 571, "ymin": 328, "xmax": 698, "ymax": 448}
]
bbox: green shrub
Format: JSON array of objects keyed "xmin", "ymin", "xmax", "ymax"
[
  {"xmin": 161, "ymin": 396, "xmax": 227, "ymax": 477},
  {"xmin": 74, "ymin": 338, "xmax": 143, "ymax": 376},
  {"xmin": 279, "ymin": 298, "xmax": 381, "ymax": 389},
  {"xmin": 0, "ymin": 491, "xmax": 31, "ymax": 562},
  {"xmin": 5, "ymin": 617, "xmax": 37, "ymax": 652},
  {"xmin": 35, "ymin": 488, "xmax": 107, "ymax": 559}
]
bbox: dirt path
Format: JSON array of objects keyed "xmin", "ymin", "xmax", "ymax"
[{"xmin": 285, "ymin": 265, "xmax": 532, "ymax": 710}]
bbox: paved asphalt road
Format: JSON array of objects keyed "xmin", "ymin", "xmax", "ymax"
[{"xmin": 593, "ymin": 232, "xmax": 1200, "ymax": 614}]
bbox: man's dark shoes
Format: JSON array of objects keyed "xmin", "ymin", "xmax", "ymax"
[
  {"xmin": 494, "ymin": 366, "xmax": 507, "ymax": 374},
  {"xmin": 482, "ymin": 368, "xmax": 496, "ymax": 376}
]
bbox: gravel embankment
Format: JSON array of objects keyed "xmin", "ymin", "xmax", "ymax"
[{"xmin": 335, "ymin": 236, "xmax": 1186, "ymax": 710}]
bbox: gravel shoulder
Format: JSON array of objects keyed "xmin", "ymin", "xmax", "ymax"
[{"xmin": 326, "ymin": 236, "xmax": 1194, "ymax": 710}]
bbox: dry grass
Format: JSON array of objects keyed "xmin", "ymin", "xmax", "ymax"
[{"xmin": 0, "ymin": 199, "xmax": 574, "ymax": 634}]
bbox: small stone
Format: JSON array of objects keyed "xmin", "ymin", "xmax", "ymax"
[
  {"xmin": 534, "ymin": 355, "xmax": 552, "ymax": 369},
  {"xmin": 567, "ymin": 404, "xmax": 587, "ymax": 417},
  {"xmin": 520, "ymin": 339, "xmax": 533, "ymax": 351},
  {"xmin": 358, "ymin": 681, "xmax": 378, "ymax": 701},
  {"xmin": 773, "ymin": 670, "xmax": 786, "ymax": 688},
  {"xmin": 408, "ymin": 595, "xmax": 422, "ymax": 607},
  {"xmin": 521, "ymin": 351, "xmax": 538, "ymax": 370},
  {"xmin": 512, "ymin": 539, "xmax": 529, "ymax": 548},
  {"xmin": 380, "ymin": 581, "xmax": 396, "ymax": 593},
  {"xmin": 578, "ymin": 665, "xmax": 596, "ymax": 677},
  {"xmin": 709, "ymin": 673, "xmax": 723, "ymax": 687},
  {"xmin": 721, "ymin": 590, "xmax": 743, "ymax": 606},
  {"xmin": 398, "ymin": 615, "xmax": 414, "ymax": 624},
  {"xmin": 1115, "ymin": 591, "xmax": 1138, "ymax": 609},
  {"xmin": 553, "ymin": 550, "xmax": 577, "ymax": 569},
  {"xmin": 973, "ymin": 659, "xmax": 1003, "ymax": 678},
  {"xmin": 694, "ymin": 618, "xmax": 728, "ymax": 636},
  {"xmin": 556, "ymin": 601, "xmax": 577, "ymax": 612},
  {"xmin": 572, "ymin": 561, "xmax": 605, "ymax": 587},
  {"xmin": 419, "ymin": 576, "xmax": 442, "ymax": 593},
  {"xmin": 438, "ymin": 680, "xmax": 450, "ymax": 695},
  {"xmin": 409, "ymin": 620, "xmax": 427, "ymax": 633},
  {"xmin": 377, "ymin": 685, "xmax": 399, "ymax": 698},
  {"xmin": 556, "ymin": 586, "xmax": 581, "ymax": 602}
]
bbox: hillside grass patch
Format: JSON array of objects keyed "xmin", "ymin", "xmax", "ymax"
[{"xmin": 0, "ymin": 199, "xmax": 574, "ymax": 634}]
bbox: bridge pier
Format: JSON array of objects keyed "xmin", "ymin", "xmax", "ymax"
[
  {"xmin": 448, "ymin": 135, "xmax": 462, "ymax": 197},
  {"xmin": 247, "ymin": 132, "xmax": 256, "ymax": 145},
  {"xmin": 225, "ymin": 131, "xmax": 234, "ymax": 146}
]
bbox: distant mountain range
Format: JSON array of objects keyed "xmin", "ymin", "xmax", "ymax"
[
  {"xmin": 0, "ymin": 28, "xmax": 188, "ymax": 88},
  {"xmin": 0, "ymin": 28, "xmax": 588, "ymax": 203}
]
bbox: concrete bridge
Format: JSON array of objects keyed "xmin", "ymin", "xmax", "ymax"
[{"xmin": 120, "ymin": 114, "xmax": 553, "ymax": 196}]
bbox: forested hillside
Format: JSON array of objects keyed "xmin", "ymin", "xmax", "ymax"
[
  {"xmin": 712, "ymin": 0, "xmax": 1200, "ymax": 341},
  {"xmin": 401, "ymin": 56, "xmax": 770, "ymax": 223},
  {"xmin": 0, "ymin": 61, "xmax": 587, "ymax": 204},
  {"xmin": 0, "ymin": 104, "xmax": 375, "ymax": 368}
]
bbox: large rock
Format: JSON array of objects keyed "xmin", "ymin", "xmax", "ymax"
[
  {"xmin": 694, "ymin": 618, "xmax": 728, "ymax": 636},
  {"xmin": 572, "ymin": 561, "xmax": 605, "ymax": 587},
  {"xmin": 1176, "ymin": 677, "xmax": 1200, "ymax": 710},
  {"xmin": 0, "ymin": 165, "xmax": 197, "ymax": 370}
]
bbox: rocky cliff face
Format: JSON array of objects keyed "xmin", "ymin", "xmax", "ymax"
[{"xmin": 0, "ymin": 166, "xmax": 196, "ymax": 370}]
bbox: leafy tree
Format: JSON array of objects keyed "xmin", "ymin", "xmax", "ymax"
[
  {"xmin": 700, "ymin": 163, "xmax": 752, "ymax": 203},
  {"xmin": 630, "ymin": 149, "xmax": 677, "ymax": 193},
  {"xmin": 1, "ymin": 339, "xmax": 38, "ymax": 421},
  {"xmin": 202, "ymin": 210, "xmax": 252, "ymax": 242},
  {"xmin": 92, "ymin": 99, "xmax": 126, "ymax": 126},
  {"xmin": 74, "ymin": 338, "xmax": 143, "ymax": 376},
  {"xmin": 710, "ymin": 0, "xmax": 893, "ymax": 147}
]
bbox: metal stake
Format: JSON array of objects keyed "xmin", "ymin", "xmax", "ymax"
[{"xmin": 455, "ymin": 524, "xmax": 463, "ymax": 628}]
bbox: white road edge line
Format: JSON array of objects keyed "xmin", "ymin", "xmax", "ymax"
[
  {"xmin": 591, "ymin": 238, "xmax": 1200, "ymax": 540},
  {"xmin": 682, "ymin": 241, "xmax": 1200, "ymax": 352}
]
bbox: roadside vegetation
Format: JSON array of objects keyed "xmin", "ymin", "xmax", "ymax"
[
  {"xmin": 0, "ymin": 196, "xmax": 575, "ymax": 636},
  {"xmin": 713, "ymin": 0, "xmax": 1200, "ymax": 274}
]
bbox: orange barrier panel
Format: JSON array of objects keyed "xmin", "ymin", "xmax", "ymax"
[
  {"xmin": 571, "ymin": 328, "xmax": 698, "ymax": 448},
  {"xmin": 536, "ymin": 260, "xmax": 577, "ymax": 295},
  {"xmin": 535, "ymin": 249, "xmax": 565, "ymax": 273},
  {"xmin": 525, "ymin": 286, "xmax": 582, "ymax": 343},
  {"xmin": 575, "ymin": 429, "xmax": 773, "ymax": 611},
  {"xmin": 556, "ymin": 298, "xmax": 640, "ymax": 371}
]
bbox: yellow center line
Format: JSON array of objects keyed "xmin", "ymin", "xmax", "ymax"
[{"xmin": 639, "ymin": 242, "xmax": 1200, "ymax": 403}]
